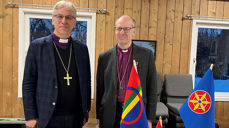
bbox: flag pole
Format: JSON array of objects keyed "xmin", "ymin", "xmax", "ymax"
[
  {"xmin": 210, "ymin": 64, "xmax": 214, "ymax": 71},
  {"xmin": 159, "ymin": 116, "xmax": 162, "ymax": 127},
  {"xmin": 133, "ymin": 60, "xmax": 138, "ymax": 73}
]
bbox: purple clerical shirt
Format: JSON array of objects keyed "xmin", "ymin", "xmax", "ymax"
[
  {"xmin": 117, "ymin": 45, "xmax": 133, "ymax": 103},
  {"xmin": 52, "ymin": 33, "xmax": 71, "ymax": 49}
]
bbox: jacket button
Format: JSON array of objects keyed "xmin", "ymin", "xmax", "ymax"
[
  {"xmin": 52, "ymin": 102, "xmax": 56, "ymax": 106},
  {"xmin": 54, "ymin": 86, "xmax": 58, "ymax": 89}
]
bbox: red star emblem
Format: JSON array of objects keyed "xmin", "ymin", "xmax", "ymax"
[{"xmin": 188, "ymin": 90, "xmax": 211, "ymax": 114}]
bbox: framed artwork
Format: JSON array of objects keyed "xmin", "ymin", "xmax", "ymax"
[{"xmin": 132, "ymin": 40, "xmax": 156, "ymax": 59}]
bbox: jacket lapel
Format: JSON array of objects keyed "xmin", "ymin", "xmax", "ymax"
[
  {"xmin": 72, "ymin": 41, "xmax": 85, "ymax": 91},
  {"xmin": 72, "ymin": 42, "xmax": 80, "ymax": 79},
  {"xmin": 132, "ymin": 44, "xmax": 142, "ymax": 72},
  {"xmin": 45, "ymin": 35, "xmax": 57, "ymax": 84},
  {"xmin": 110, "ymin": 47, "xmax": 118, "ymax": 91}
]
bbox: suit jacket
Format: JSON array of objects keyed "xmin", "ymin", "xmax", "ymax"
[
  {"xmin": 22, "ymin": 34, "xmax": 91, "ymax": 128},
  {"xmin": 96, "ymin": 44, "xmax": 157, "ymax": 128}
]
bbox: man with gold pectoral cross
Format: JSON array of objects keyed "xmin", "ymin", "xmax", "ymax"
[
  {"xmin": 96, "ymin": 15, "xmax": 157, "ymax": 128},
  {"xmin": 22, "ymin": 1, "xmax": 91, "ymax": 128}
]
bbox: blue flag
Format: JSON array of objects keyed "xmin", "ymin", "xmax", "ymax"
[
  {"xmin": 179, "ymin": 69, "xmax": 215, "ymax": 128},
  {"xmin": 120, "ymin": 65, "xmax": 148, "ymax": 128}
]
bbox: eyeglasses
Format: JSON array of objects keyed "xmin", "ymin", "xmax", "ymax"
[
  {"xmin": 53, "ymin": 14, "xmax": 76, "ymax": 21},
  {"xmin": 115, "ymin": 27, "xmax": 135, "ymax": 32}
]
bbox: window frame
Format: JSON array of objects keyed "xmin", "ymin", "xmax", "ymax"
[{"xmin": 190, "ymin": 19, "xmax": 229, "ymax": 101}]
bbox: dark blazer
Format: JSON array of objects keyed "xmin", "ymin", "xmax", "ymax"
[
  {"xmin": 96, "ymin": 44, "xmax": 157, "ymax": 128},
  {"xmin": 22, "ymin": 34, "xmax": 91, "ymax": 128}
]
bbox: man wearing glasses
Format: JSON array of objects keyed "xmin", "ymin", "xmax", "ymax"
[
  {"xmin": 96, "ymin": 15, "xmax": 157, "ymax": 128},
  {"xmin": 22, "ymin": 1, "xmax": 91, "ymax": 128}
]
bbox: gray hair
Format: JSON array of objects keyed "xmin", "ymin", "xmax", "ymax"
[{"xmin": 53, "ymin": 1, "xmax": 77, "ymax": 18}]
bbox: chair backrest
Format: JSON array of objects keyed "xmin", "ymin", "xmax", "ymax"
[
  {"xmin": 164, "ymin": 74, "xmax": 193, "ymax": 103},
  {"xmin": 156, "ymin": 72, "xmax": 162, "ymax": 101}
]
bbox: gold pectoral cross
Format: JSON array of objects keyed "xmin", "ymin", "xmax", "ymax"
[{"xmin": 64, "ymin": 72, "xmax": 72, "ymax": 86}]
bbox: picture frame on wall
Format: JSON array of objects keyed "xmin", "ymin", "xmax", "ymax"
[{"xmin": 132, "ymin": 40, "xmax": 156, "ymax": 60}]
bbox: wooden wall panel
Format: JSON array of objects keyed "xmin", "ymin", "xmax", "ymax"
[
  {"xmin": 163, "ymin": 0, "xmax": 175, "ymax": 74},
  {"xmin": 22, "ymin": 0, "xmax": 33, "ymax": 9},
  {"xmin": 42, "ymin": 0, "xmax": 52, "ymax": 6},
  {"xmin": 179, "ymin": 0, "xmax": 191, "ymax": 73},
  {"xmin": 89, "ymin": 0, "xmax": 98, "ymax": 119},
  {"xmin": 148, "ymin": 0, "xmax": 158, "ymax": 41},
  {"xmin": 224, "ymin": 103, "xmax": 229, "ymax": 124},
  {"xmin": 105, "ymin": 0, "xmax": 115, "ymax": 48},
  {"xmin": 79, "ymin": 0, "xmax": 88, "ymax": 12},
  {"xmin": 95, "ymin": 0, "xmax": 106, "ymax": 56},
  {"xmin": 74, "ymin": 0, "xmax": 80, "ymax": 7},
  {"xmin": 12, "ymin": 0, "xmax": 23, "ymax": 117},
  {"xmin": 215, "ymin": 102, "xmax": 224, "ymax": 125},
  {"xmin": 93, "ymin": 0, "xmax": 105, "ymax": 120},
  {"xmin": 89, "ymin": 0, "xmax": 97, "ymax": 12},
  {"xmin": 132, "ymin": 0, "xmax": 141, "ymax": 39},
  {"xmin": 170, "ymin": 0, "xmax": 183, "ymax": 73},
  {"xmin": 113, "ymin": 0, "xmax": 124, "ymax": 45},
  {"xmin": 124, "ymin": 0, "xmax": 132, "ymax": 17},
  {"xmin": 2, "ymin": 0, "xmax": 13, "ymax": 117},
  {"xmin": 114, "ymin": 0, "xmax": 124, "ymax": 21},
  {"xmin": 32, "ymin": 0, "xmax": 42, "ymax": 5},
  {"xmin": 139, "ymin": 0, "xmax": 149, "ymax": 40},
  {"xmin": 216, "ymin": 0, "xmax": 224, "ymax": 17},
  {"xmin": 224, "ymin": 1, "xmax": 229, "ymax": 17},
  {"xmin": 155, "ymin": 0, "xmax": 167, "ymax": 73},
  {"xmin": 0, "ymin": 0, "xmax": 3, "ymax": 117},
  {"xmin": 1, "ymin": 0, "xmax": 229, "ymax": 127},
  {"xmin": 192, "ymin": 0, "xmax": 200, "ymax": 16},
  {"xmin": 188, "ymin": 0, "xmax": 200, "ymax": 73},
  {"xmin": 208, "ymin": 0, "xmax": 216, "ymax": 17},
  {"xmin": 215, "ymin": 102, "xmax": 229, "ymax": 128},
  {"xmin": 52, "ymin": 0, "xmax": 59, "ymax": 6},
  {"xmin": 200, "ymin": 0, "xmax": 208, "ymax": 16}
]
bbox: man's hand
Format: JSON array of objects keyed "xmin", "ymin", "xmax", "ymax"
[
  {"xmin": 83, "ymin": 112, "xmax": 89, "ymax": 126},
  {"xmin": 147, "ymin": 120, "xmax": 152, "ymax": 128},
  {"xmin": 26, "ymin": 119, "xmax": 38, "ymax": 128},
  {"xmin": 83, "ymin": 118, "xmax": 87, "ymax": 126}
]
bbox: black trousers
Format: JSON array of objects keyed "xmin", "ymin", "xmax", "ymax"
[
  {"xmin": 114, "ymin": 102, "xmax": 123, "ymax": 128},
  {"xmin": 46, "ymin": 114, "xmax": 83, "ymax": 128}
]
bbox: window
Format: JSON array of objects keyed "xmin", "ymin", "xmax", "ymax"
[
  {"xmin": 18, "ymin": 8, "xmax": 96, "ymax": 99},
  {"xmin": 190, "ymin": 20, "xmax": 229, "ymax": 101}
]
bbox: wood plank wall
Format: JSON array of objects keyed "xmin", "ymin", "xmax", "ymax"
[{"xmin": 0, "ymin": 0, "xmax": 229, "ymax": 127}]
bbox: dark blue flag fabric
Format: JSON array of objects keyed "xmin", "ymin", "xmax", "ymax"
[
  {"xmin": 120, "ymin": 65, "xmax": 149, "ymax": 128},
  {"xmin": 179, "ymin": 69, "xmax": 215, "ymax": 128}
]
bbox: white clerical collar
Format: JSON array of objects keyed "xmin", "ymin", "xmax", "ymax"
[
  {"xmin": 59, "ymin": 39, "xmax": 68, "ymax": 43},
  {"xmin": 122, "ymin": 49, "xmax": 128, "ymax": 53}
]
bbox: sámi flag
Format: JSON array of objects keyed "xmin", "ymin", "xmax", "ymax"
[
  {"xmin": 120, "ymin": 63, "xmax": 148, "ymax": 128},
  {"xmin": 179, "ymin": 68, "xmax": 215, "ymax": 128}
]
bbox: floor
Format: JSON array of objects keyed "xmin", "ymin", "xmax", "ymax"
[{"xmin": 83, "ymin": 118, "xmax": 98, "ymax": 128}]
